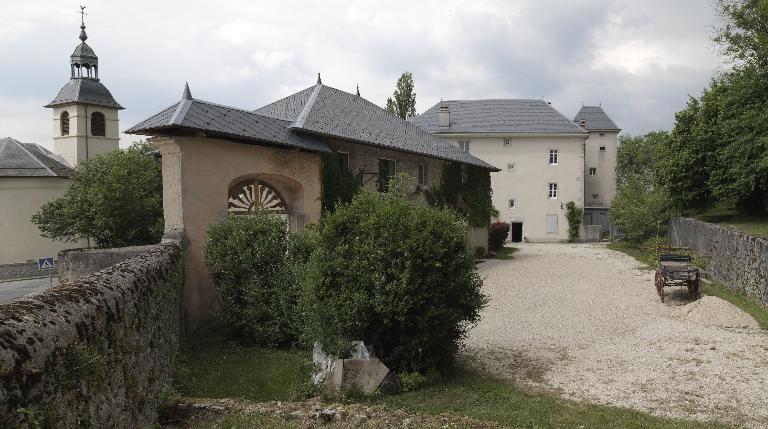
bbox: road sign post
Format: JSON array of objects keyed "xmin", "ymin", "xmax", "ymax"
[{"xmin": 37, "ymin": 257, "xmax": 56, "ymax": 288}]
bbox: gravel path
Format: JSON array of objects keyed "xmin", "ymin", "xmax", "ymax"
[{"xmin": 467, "ymin": 243, "xmax": 768, "ymax": 428}]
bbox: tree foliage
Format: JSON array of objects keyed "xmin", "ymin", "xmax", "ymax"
[
  {"xmin": 300, "ymin": 190, "xmax": 487, "ymax": 372},
  {"xmin": 564, "ymin": 202, "xmax": 583, "ymax": 243},
  {"xmin": 321, "ymin": 152, "xmax": 361, "ymax": 212},
  {"xmin": 385, "ymin": 71, "xmax": 417, "ymax": 119},
  {"xmin": 714, "ymin": 0, "xmax": 768, "ymax": 68},
  {"xmin": 425, "ymin": 162, "xmax": 495, "ymax": 227},
  {"xmin": 31, "ymin": 142, "xmax": 163, "ymax": 248}
]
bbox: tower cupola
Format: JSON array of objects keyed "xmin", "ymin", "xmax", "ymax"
[{"xmin": 70, "ymin": 12, "xmax": 99, "ymax": 79}]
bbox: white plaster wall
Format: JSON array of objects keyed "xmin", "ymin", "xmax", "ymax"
[
  {"xmin": 439, "ymin": 135, "xmax": 585, "ymax": 242},
  {"xmin": 584, "ymin": 131, "xmax": 618, "ymax": 209},
  {"xmin": 52, "ymin": 104, "xmax": 120, "ymax": 167},
  {"xmin": 0, "ymin": 177, "xmax": 88, "ymax": 265}
]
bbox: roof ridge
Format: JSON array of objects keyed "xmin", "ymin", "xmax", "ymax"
[{"xmin": 290, "ymin": 84, "xmax": 322, "ymax": 129}]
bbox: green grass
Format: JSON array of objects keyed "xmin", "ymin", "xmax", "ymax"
[
  {"xmin": 173, "ymin": 329, "xmax": 312, "ymax": 401},
  {"xmin": 490, "ymin": 246, "xmax": 519, "ymax": 260},
  {"xmin": 172, "ymin": 330, "xmax": 731, "ymax": 429},
  {"xmin": 692, "ymin": 207, "xmax": 768, "ymax": 239},
  {"xmin": 608, "ymin": 242, "xmax": 768, "ymax": 332}
]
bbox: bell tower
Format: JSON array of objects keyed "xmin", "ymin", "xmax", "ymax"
[{"xmin": 45, "ymin": 7, "xmax": 123, "ymax": 167}]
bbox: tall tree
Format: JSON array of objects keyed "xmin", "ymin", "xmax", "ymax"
[
  {"xmin": 385, "ymin": 71, "xmax": 417, "ymax": 119},
  {"xmin": 715, "ymin": 0, "xmax": 768, "ymax": 68}
]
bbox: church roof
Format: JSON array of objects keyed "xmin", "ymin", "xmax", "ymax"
[
  {"xmin": 255, "ymin": 83, "xmax": 498, "ymax": 170},
  {"xmin": 0, "ymin": 137, "xmax": 72, "ymax": 177},
  {"xmin": 573, "ymin": 106, "xmax": 620, "ymax": 131},
  {"xmin": 409, "ymin": 99, "xmax": 587, "ymax": 135},
  {"xmin": 46, "ymin": 78, "xmax": 124, "ymax": 109},
  {"xmin": 125, "ymin": 86, "xmax": 330, "ymax": 153}
]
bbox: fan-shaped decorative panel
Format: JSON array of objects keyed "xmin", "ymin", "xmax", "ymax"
[{"xmin": 228, "ymin": 180, "xmax": 287, "ymax": 214}]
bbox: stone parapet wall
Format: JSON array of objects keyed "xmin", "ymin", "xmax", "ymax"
[
  {"xmin": 58, "ymin": 244, "xmax": 159, "ymax": 282},
  {"xmin": 0, "ymin": 261, "xmax": 55, "ymax": 281},
  {"xmin": 669, "ymin": 217, "xmax": 768, "ymax": 305},
  {"xmin": 0, "ymin": 242, "xmax": 184, "ymax": 428}
]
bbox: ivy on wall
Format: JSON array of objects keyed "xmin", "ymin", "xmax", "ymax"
[
  {"xmin": 565, "ymin": 201, "xmax": 584, "ymax": 242},
  {"xmin": 321, "ymin": 152, "xmax": 362, "ymax": 212},
  {"xmin": 425, "ymin": 162, "xmax": 496, "ymax": 227}
]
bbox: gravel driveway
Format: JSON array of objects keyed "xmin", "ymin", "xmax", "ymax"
[{"xmin": 467, "ymin": 243, "xmax": 768, "ymax": 428}]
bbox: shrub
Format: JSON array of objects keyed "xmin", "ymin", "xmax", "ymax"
[
  {"xmin": 300, "ymin": 191, "xmax": 488, "ymax": 372},
  {"xmin": 565, "ymin": 202, "xmax": 583, "ymax": 243},
  {"xmin": 488, "ymin": 222, "xmax": 510, "ymax": 251},
  {"xmin": 204, "ymin": 211, "xmax": 299, "ymax": 346},
  {"xmin": 32, "ymin": 142, "xmax": 163, "ymax": 248},
  {"xmin": 611, "ymin": 175, "xmax": 674, "ymax": 245}
]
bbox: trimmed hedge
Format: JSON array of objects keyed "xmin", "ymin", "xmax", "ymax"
[
  {"xmin": 488, "ymin": 222, "xmax": 510, "ymax": 251},
  {"xmin": 204, "ymin": 211, "xmax": 300, "ymax": 346},
  {"xmin": 300, "ymin": 191, "xmax": 487, "ymax": 372}
]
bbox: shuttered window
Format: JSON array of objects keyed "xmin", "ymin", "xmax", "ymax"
[
  {"xmin": 60, "ymin": 111, "xmax": 70, "ymax": 136},
  {"xmin": 91, "ymin": 112, "xmax": 106, "ymax": 137}
]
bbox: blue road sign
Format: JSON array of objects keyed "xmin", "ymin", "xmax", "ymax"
[{"xmin": 38, "ymin": 257, "xmax": 55, "ymax": 270}]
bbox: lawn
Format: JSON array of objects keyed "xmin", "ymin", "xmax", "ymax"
[
  {"xmin": 691, "ymin": 207, "xmax": 768, "ymax": 239},
  {"xmin": 489, "ymin": 246, "xmax": 519, "ymax": 260},
  {"xmin": 168, "ymin": 330, "xmax": 733, "ymax": 429},
  {"xmin": 608, "ymin": 242, "xmax": 768, "ymax": 332}
]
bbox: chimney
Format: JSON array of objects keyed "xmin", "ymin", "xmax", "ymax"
[{"xmin": 437, "ymin": 105, "xmax": 450, "ymax": 127}]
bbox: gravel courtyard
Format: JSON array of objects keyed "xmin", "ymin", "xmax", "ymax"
[{"xmin": 467, "ymin": 243, "xmax": 768, "ymax": 428}]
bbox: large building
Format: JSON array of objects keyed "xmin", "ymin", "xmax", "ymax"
[
  {"xmin": 127, "ymin": 77, "xmax": 497, "ymax": 321},
  {"xmin": 411, "ymin": 100, "xmax": 619, "ymax": 242},
  {"xmin": 0, "ymin": 17, "xmax": 121, "ymax": 278}
]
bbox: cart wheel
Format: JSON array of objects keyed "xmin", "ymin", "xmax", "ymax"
[{"xmin": 655, "ymin": 271, "xmax": 665, "ymax": 302}]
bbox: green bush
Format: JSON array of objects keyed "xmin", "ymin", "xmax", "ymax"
[
  {"xmin": 204, "ymin": 211, "xmax": 299, "ymax": 346},
  {"xmin": 300, "ymin": 191, "xmax": 487, "ymax": 372},
  {"xmin": 565, "ymin": 202, "xmax": 583, "ymax": 243},
  {"xmin": 611, "ymin": 176, "xmax": 674, "ymax": 245}
]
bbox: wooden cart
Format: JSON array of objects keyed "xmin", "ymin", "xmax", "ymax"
[{"xmin": 655, "ymin": 247, "xmax": 700, "ymax": 303}]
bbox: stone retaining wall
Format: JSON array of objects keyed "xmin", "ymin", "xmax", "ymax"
[
  {"xmin": 0, "ymin": 261, "xmax": 54, "ymax": 282},
  {"xmin": 58, "ymin": 244, "xmax": 159, "ymax": 282},
  {"xmin": 0, "ymin": 242, "xmax": 184, "ymax": 428},
  {"xmin": 669, "ymin": 217, "xmax": 768, "ymax": 305}
]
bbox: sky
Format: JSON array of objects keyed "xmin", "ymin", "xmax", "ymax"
[{"xmin": 0, "ymin": 0, "xmax": 725, "ymax": 149}]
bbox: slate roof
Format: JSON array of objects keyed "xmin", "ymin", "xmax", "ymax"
[
  {"xmin": 255, "ymin": 84, "xmax": 498, "ymax": 170},
  {"xmin": 0, "ymin": 137, "xmax": 72, "ymax": 177},
  {"xmin": 125, "ymin": 85, "xmax": 330, "ymax": 153},
  {"xmin": 46, "ymin": 78, "xmax": 124, "ymax": 109},
  {"xmin": 573, "ymin": 106, "xmax": 621, "ymax": 131},
  {"xmin": 409, "ymin": 99, "xmax": 587, "ymax": 135}
]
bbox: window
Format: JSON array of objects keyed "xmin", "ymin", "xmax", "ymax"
[
  {"xmin": 546, "ymin": 214, "xmax": 559, "ymax": 234},
  {"xmin": 592, "ymin": 194, "xmax": 599, "ymax": 200},
  {"xmin": 548, "ymin": 149, "xmax": 558, "ymax": 165},
  {"xmin": 589, "ymin": 167, "xmax": 597, "ymax": 176},
  {"xmin": 508, "ymin": 199, "xmax": 516, "ymax": 209},
  {"xmin": 599, "ymin": 146, "xmax": 606, "ymax": 152},
  {"xmin": 548, "ymin": 183, "xmax": 558, "ymax": 199},
  {"xmin": 579, "ymin": 120, "xmax": 587, "ymax": 128},
  {"xmin": 337, "ymin": 152, "xmax": 350, "ymax": 174},
  {"xmin": 60, "ymin": 111, "xmax": 70, "ymax": 136},
  {"xmin": 458, "ymin": 140, "xmax": 471, "ymax": 152},
  {"xmin": 599, "ymin": 133, "xmax": 606, "ymax": 137},
  {"xmin": 506, "ymin": 162, "xmax": 516, "ymax": 171},
  {"xmin": 503, "ymin": 138, "xmax": 511, "ymax": 146},
  {"xmin": 460, "ymin": 165, "xmax": 468, "ymax": 183},
  {"xmin": 417, "ymin": 163, "xmax": 427, "ymax": 185},
  {"xmin": 91, "ymin": 112, "xmax": 106, "ymax": 136},
  {"xmin": 378, "ymin": 158, "xmax": 396, "ymax": 192}
]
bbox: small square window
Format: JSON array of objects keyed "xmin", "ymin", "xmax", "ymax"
[
  {"xmin": 508, "ymin": 199, "xmax": 516, "ymax": 209},
  {"xmin": 548, "ymin": 183, "xmax": 558, "ymax": 199},
  {"xmin": 592, "ymin": 194, "xmax": 599, "ymax": 200},
  {"xmin": 507, "ymin": 162, "xmax": 516, "ymax": 171},
  {"xmin": 548, "ymin": 149, "xmax": 558, "ymax": 165},
  {"xmin": 589, "ymin": 167, "xmax": 597, "ymax": 176},
  {"xmin": 458, "ymin": 140, "xmax": 471, "ymax": 152},
  {"xmin": 503, "ymin": 138, "xmax": 511, "ymax": 146},
  {"xmin": 599, "ymin": 146, "xmax": 606, "ymax": 151}
]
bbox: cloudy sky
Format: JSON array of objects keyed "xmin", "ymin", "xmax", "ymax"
[{"xmin": 1, "ymin": 0, "xmax": 725, "ymax": 148}]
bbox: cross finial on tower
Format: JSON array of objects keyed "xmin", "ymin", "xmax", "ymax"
[
  {"xmin": 78, "ymin": 6, "xmax": 88, "ymax": 42},
  {"xmin": 317, "ymin": 73, "xmax": 322, "ymax": 85}
]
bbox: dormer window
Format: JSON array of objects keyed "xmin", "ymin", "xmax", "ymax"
[
  {"xmin": 579, "ymin": 120, "xmax": 587, "ymax": 128},
  {"xmin": 91, "ymin": 112, "xmax": 106, "ymax": 136},
  {"xmin": 60, "ymin": 111, "xmax": 70, "ymax": 136}
]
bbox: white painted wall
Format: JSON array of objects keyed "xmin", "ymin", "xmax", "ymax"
[
  {"xmin": 440, "ymin": 135, "xmax": 585, "ymax": 242},
  {"xmin": 52, "ymin": 104, "xmax": 120, "ymax": 167},
  {"xmin": 584, "ymin": 130, "xmax": 618, "ymax": 210},
  {"xmin": 0, "ymin": 177, "xmax": 88, "ymax": 265}
]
